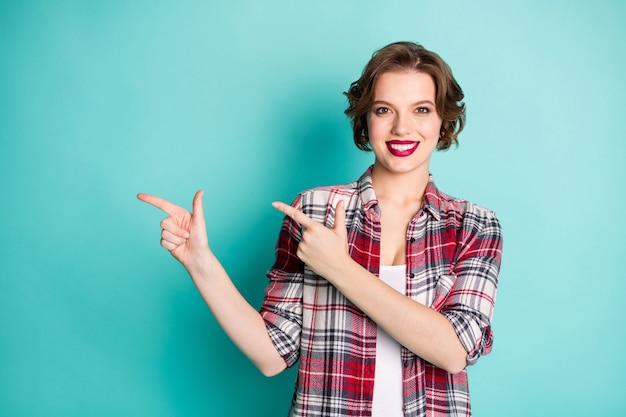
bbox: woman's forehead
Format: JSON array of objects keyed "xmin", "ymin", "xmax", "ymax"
[{"xmin": 373, "ymin": 71, "xmax": 436, "ymax": 101}]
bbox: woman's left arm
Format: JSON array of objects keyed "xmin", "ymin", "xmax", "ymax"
[{"xmin": 271, "ymin": 200, "xmax": 502, "ymax": 374}]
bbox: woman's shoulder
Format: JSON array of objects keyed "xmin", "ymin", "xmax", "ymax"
[
  {"xmin": 297, "ymin": 179, "xmax": 360, "ymax": 203},
  {"xmin": 431, "ymin": 186, "xmax": 500, "ymax": 231},
  {"xmin": 287, "ymin": 180, "xmax": 363, "ymax": 222}
]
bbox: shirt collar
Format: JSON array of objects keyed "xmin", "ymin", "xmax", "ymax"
[
  {"xmin": 357, "ymin": 166, "xmax": 379, "ymax": 212},
  {"xmin": 357, "ymin": 166, "xmax": 443, "ymax": 221},
  {"xmin": 422, "ymin": 175, "xmax": 443, "ymax": 221}
]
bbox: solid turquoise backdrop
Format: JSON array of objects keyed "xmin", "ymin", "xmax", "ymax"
[{"xmin": 1, "ymin": 1, "xmax": 625, "ymax": 416}]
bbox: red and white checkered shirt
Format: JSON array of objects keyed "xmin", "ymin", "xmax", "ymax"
[{"xmin": 261, "ymin": 166, "xmax": 503, "ymax": 417}]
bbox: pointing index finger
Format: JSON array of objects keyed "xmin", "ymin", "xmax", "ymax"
[
  {"xmin": 272, "ymin": 201, "xmax": 317, "ymax": 229},
  {"xmin": 137, "ymin": 193, "xmax": 182, "ymax": 215}
]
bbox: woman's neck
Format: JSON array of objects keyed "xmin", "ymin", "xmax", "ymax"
[{"xmin": 371, "ymin": 163, "xmax": 430, "ymax": 205}]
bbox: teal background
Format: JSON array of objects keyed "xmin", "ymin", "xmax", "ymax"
[{"xmin": 1, "ymin": 0, "xmax": 625, "ymax": 415}]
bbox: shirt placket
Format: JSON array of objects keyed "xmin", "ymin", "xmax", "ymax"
[{"xmin": 401, "ymin": 210, "xmax": 429, "ymax": 416}]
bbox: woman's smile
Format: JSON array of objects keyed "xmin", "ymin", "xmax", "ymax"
[{"xmin": 386, "ymin": 140, "xmax": 420, "ymax": 157}]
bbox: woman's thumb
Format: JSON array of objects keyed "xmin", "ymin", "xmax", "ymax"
[
  {"xmin": 192, "ymin": 190, "xmax": 206, "ymax": 225},
  {"xmin": 334, "ymin": 200, "xmax": 346, "ymax": 236}
]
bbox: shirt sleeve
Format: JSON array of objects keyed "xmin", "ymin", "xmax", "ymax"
[
  {"xmin": 436, "ymin": 208, "xmax": 503, "ymax": 366},
  {"xmin": 259, "ymin": 195, "xmax": 304, "ymax": 369}
]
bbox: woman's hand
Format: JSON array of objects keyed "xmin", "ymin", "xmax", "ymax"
[
  {"xmin": 271, "ymin": 200, "xmax": 352, "ymax": 281},
  {"xmin": 137, "ymin": 191, "xmax": 212, "ymax": 276}
]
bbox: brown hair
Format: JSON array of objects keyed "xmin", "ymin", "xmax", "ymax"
[{"xmin": 344, "ymin": 42, "xmax": 466, "ymax": 151}]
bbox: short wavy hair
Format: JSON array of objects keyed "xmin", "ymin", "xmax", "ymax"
[{"xmin": 344, "ymin": 42, "xmax": 466, "ymax": 151}]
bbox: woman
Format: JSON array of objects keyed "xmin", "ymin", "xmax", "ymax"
[{"xmin": 138, "ymin": 42, "xmax": 503, "ymax": 417}]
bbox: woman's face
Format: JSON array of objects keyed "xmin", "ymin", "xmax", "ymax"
[{"xmin": 367, "ymin": 70, "xmax": 442, "ymax": 177}]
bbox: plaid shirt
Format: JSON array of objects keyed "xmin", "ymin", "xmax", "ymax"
[{"xmin": 261, "ymin": 167, "xmax": 503, "ymax": 417}]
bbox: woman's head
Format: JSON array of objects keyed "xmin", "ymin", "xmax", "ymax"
[{"xmin": 344, "ymin": 42, "xmax": 466, "ymax": 151}]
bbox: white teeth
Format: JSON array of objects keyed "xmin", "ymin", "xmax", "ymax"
[{"xmin": 389, "ymin": 143, "xmax": 417, "ymax": 151}]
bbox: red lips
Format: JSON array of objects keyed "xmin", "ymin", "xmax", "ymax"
[{"xmin": 386, "ymin": 140, "xmax": 419, "ymax": 157}]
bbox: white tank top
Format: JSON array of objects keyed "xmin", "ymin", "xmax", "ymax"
[{"xmin": 371, "ymin": 264, "xmax": 405, "ymax": 417}]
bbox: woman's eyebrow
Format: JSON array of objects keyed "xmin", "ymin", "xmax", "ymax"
[{"xmin": 372, "ymin": 99, "xmax": 436, "ymax": 106}]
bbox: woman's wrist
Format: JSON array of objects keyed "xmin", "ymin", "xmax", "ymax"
[{"xmin": 187, "ymin": 248, "xmax": 219, "ymax": 282}]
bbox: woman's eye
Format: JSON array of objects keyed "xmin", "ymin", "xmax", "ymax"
[
  {"xmin": 416, "ymin": 107, "xmax": 430, "ymax": 114},
  {"xmin": 374, "ymin": 107, "xmax": 390, "ymax": 115}
]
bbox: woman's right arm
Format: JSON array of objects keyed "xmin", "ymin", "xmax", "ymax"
[{"xmin": 137, "ymin": 191, "xmax": 286, "ymax": 377}]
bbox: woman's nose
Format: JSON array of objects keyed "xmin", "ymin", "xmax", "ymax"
[{"xmin": 391, "ymin": 113, "xmax": 411, "ymax": 136}]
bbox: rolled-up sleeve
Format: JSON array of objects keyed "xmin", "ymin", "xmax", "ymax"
[
  {"xmin": 260, "ymin": 196, "xmax": 305, "ymax": 369},
  {"xmin": 438, "ymin": 209, "xmax": 503, "ymax": 366}
]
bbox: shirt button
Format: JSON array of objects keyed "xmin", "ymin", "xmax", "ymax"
[
  {"xmin": 409, "ymin": 273, "xmax": 415, "ymax": 278},
  {"xmin": 409, "ymin": 237, "xmax": 416, "ymax": 243}
]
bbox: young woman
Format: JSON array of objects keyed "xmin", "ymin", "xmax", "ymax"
[{"xmin": 138, "ymin": 42, "xmax": 503, "ymax": 417}]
